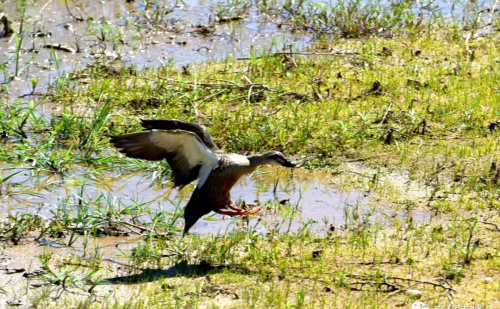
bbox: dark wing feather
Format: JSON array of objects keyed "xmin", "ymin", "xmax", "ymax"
[
  {"xmin": 141, "ymin": 119, "xmax": 221, "ymax": 153},
  {"xmin": 110, "ymin": 130, "xmax": 219, "ymax": 188}
]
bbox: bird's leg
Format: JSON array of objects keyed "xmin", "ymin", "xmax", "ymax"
[
  {"xmin": 243, "ymin": 206, "xmax": 261, "ymax": 215},
  {"xmin": 228, "ymin": 203, "xmax": 261, "ymax": 216},
  {"xmin": 214, "ymin": 204, "xmax": 261, "ymax": 217},
  {"xmin": 227, "ymin": 203, "xmax": 245, "ymax": 212},
  {"xmin": 214, "ymin": 208, "xmax": 241, "ymax": 217}
]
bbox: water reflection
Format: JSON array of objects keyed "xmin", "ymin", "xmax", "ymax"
[
  {"xmin": 0, "ymin": 0, "xmax": 311, "ymax": 99},
  {"xmin": 0, "ymin": 165, "xmax": 369, "ymax": 235}
]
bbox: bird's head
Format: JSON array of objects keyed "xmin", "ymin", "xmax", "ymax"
[{"xmin": 253, "ymin": 151, "xmax": 299, "ymax": 168}]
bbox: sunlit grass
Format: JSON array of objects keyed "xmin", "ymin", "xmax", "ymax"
[{"xmin": 1, "ymin": 10, "xmax": 500, "ymax": 309}]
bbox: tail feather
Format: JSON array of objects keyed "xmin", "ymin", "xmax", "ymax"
[{"xmin": 182, "ymin": 188, "xmax": 212, "ymax": 235}]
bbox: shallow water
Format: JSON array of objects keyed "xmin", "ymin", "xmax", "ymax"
[
  {"xmin": 0, "ymin": 165, "xmax": 370, "ymax": 235},
  {"xmin": 0, "ymin": 169, "xmax": 361, "ymax": 292},
  {"xmin": 1, "ymin": 0, "xmax": 494, "ymax": 100},
  {"xmin": 1, "ymin": 0, "xmax": 311, "ymax": 99},
  {"xmin": 0, "ymin": 0, "xmax": 443, "ymax": 234}
]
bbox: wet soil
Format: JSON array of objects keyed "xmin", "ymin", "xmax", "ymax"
[
  {"xmin": 0, "ymin": 0, "xmax": 311, "ymax": 99},
  {"xmin": 0, "ymin": 2, "xmax": 470, "ymax": 307},
  {"xmin": 0, "ymin": 235, "xmax": 141, "ymax": 307},
  {"xmin": 0, "ymin": 0, "xmax": 442, "ymax": 236}
]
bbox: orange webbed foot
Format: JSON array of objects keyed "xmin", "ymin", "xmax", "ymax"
[
  {"xmin": 214, "ymin": 204, "xmax": 261, "ymax": 217},
  {"xmin": 214, "ymin": 208, "xmax": 241, "ymax": 217},
  {"xmin": 242, "ymin": 206, "xmax": 260, "ymax": 215},
  {"xmin": 228, "ymin": 204, "xmax": 244, "ymax": 212}
]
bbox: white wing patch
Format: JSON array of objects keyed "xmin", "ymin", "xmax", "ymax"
[
  {"xmin": 197, "ymin": 160, "xmax": 219, "ymax": 188},
  {"xmin": 149, "ymin": 130, "xmax": 219, "ymax": 186}
]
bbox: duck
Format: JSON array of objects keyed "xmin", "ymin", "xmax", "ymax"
[{"xmin": 110, "ymin": 119, "xmax": 298, "ymax": 235}]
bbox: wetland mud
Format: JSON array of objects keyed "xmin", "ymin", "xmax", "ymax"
[
  {"xmin": 1, "ymin": 0, "xmax": 500, "ymax": 308},
  {"xmin": 0, "ymin": 0, "xmax": 311, "ymax": 99},
  {"xmin": 1, "ymin": 166, "xmax": 373, "ymax": 235}
]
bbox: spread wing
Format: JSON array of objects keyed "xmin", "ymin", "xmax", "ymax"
[
  {"xmin": 141, "ymin": 119, "xmax": 221, "ymax": 153},
  {"xmin": 110, "ymin": 130, "xmax": 219, "ymax": 189}
]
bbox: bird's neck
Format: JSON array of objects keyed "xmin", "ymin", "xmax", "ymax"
[{"xmin": 248, "ymin": 154, "xmax": 271, "ymax": 167}]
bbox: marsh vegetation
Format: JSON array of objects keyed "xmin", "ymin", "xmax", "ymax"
[{"xmin": 1, "ymin": 0, "xmax": 500, "ymax": 308}]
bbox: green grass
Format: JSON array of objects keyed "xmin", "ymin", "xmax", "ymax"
[{"xmin": 1, "ymin": 7, "xmax": 500, "ymax": 309}]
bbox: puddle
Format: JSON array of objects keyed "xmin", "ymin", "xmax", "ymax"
[
  {"xmin": 0, "ymin": 0, "xmax": 312, "ymax": 100},
  {"xmin": 189, "ymin": 168, "xmax": 368, "ymax": 234},
  {"xmin": 1, "ymin": 0, "xmax": 493, "ymax": 100},
  {"xmin": 0, "ymin": 0, "xmax": 442, "ymax": 236},
  {"xmin": 1, "ymin": 166, "xmax": 371, "ymax": 235},
  {"xmin": 0, "ymin": 234, "xmax": 141, "ymax": 304}
]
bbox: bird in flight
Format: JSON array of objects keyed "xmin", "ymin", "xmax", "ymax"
[{"xmin": 111, "ymin": 119, "xmax": 298, "ymax": 235}]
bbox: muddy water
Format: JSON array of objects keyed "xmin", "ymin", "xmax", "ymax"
[
  {"xmin": 0, "ymin": 0, "xmax": 445, "ymax": 235},
  {"xmin": 0, "ymin": 0, "xmax": 487, "ymax": 100},
  {"xmin": 0, "ymin": 167, "xmax": 368, "ymax": 305},
  {"xmin": 0, "ymin": 166, "xmax": 368, "ymax": 235},
  {"xmin": 1, "ymin": 0, "xmax": 311, "ymax": 99}
]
